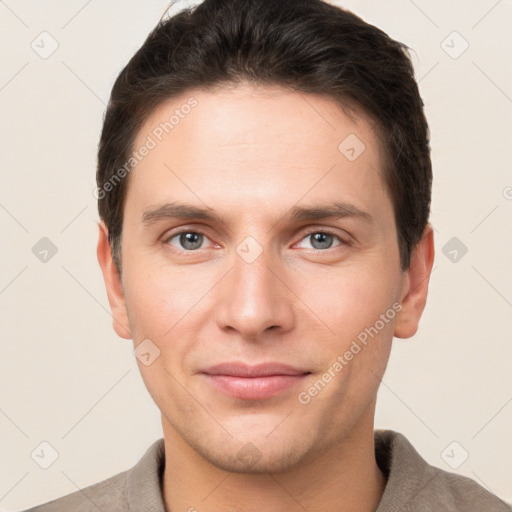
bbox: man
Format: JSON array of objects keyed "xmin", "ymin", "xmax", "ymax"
[{"xmin": 24, "ymin": 0, "xmax": 511, "ymax": 510}]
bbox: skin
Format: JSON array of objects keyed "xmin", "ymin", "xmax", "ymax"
[{"xmin": 97, "ymin": 83, "xmax": 434, "ymax": 512}]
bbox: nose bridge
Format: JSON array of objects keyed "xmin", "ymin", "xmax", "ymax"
[
  {"xmin": 234, "ymin": 246, "xmax": 276, "ymax": 304},
  {"xmin": 214, "ymin": 236, "xmax": 294, "ymax": 339}
]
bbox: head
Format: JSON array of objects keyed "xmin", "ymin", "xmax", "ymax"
[{"xmin": 97, "ymin": 0, "xmax": 434, "ymax": 473}]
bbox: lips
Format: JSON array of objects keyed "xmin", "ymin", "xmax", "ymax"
[{"xmin": 200, "ymin": 362, "xmax": 311, "ymax": 400}]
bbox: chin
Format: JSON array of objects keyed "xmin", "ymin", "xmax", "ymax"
[{"xmin": 196, "ymin": 439, "xmax": 311, "ymax": 475}]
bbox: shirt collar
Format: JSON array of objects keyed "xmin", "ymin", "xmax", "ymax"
[
  {"xmin": 124, "ymin": 430, "xmax": 436, "ymax": 512},
  {"xmin": 126, "ymin": 438, "xmax": 167, "ymax": 512}
]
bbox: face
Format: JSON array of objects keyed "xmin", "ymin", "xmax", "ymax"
[{"xmin": 98, "ymin": 83, "xmax": 432, "ymax": 473}]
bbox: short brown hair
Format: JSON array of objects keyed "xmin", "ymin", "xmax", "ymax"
[{"xmin": 97, "ymin": 0, "xmax": 432, "ymax": 273}]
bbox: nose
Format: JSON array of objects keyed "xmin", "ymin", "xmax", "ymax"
[{"xmin": 214, "ymin": 242, "xmax": 295, "ymax": 342}]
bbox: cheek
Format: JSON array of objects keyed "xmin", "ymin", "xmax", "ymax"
[
  {"xmin": 295, "ymin": 262, "xmax": 400, "ymax": 342},
  {"xmin": 122, "ymin": 235, "xmax": 402, "ymax": 356},
  {"xmin": 122, "ymin": 256, "xmax": 215, "ymax": 347},
  {"xmin": 293, "ymin": 262, "xmax": 399, "ymax": 402},
  {"xmin": 122, "ymin": 263, "xmax": 209, "ymax": 401},
  {"xmin": 306, "ymin": 268, "xmax": 397, "ymax": 396}
]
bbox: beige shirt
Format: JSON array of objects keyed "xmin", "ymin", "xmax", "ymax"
[{"xmin": 23, "ymin": 430, "xmax": 511, "ymax": 511}]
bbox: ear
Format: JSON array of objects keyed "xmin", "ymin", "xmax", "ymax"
[
  {"xmin": 394, "ymin": 225, "xmax": 435, "ymax": 339},
  {"xmin": 96, "ymin": 221, "xmax": 132, "ymax": 339}
]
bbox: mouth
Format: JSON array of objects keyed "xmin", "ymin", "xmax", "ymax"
[{"xmin": 200, "ymin": 362, "xmax": 311, "ymax": 400}]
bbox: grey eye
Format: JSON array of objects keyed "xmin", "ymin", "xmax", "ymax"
[
  {"xmin": 309, "ymin": 232, "xmax": 335, "ymax": 250},
  {"xmin": 169, "ymin": 232, "xmax": 205, "ymax": 250},
  {"xmin": 296, "ymin": 231, "xmax": 343, "ymax": 251}
]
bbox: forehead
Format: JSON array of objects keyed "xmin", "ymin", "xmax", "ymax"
[{"xmin": 125, "ymin": 84, "xmax": 390, "ymax": 223}]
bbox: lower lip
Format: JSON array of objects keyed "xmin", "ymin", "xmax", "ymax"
[{"xmin": 203, "ymin": 374, "xmax": 309, "ymax": 400}]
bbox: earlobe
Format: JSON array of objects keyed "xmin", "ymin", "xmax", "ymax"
[
  {"xmin": 394, "ymin": 225, "xmax": 435, "ymax": 339},
  {"xmin": 96, "ymin": 221, "xmax": 132, "ymax": 339}
]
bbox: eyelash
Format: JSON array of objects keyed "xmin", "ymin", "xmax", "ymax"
[{"xmin": 162, "ymin": 227, "xmax": 349, "ymax": 252}]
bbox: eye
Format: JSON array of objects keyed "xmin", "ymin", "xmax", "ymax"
[
  {"xmin": 164, "ymin": 230, "xmax": 212, "ymax": 251},
  {"xmin": 163, "ymin": 228, "xmax": 347, "ymax": 252},
  {"xmin": 296, "ymin": 230, "xmax": 345, "ymax": 250}
]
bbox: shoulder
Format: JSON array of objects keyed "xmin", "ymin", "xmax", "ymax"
[
  {"xmin": 433, "ymin": 469, "xmax": 511, "ymax": 510},
  {"xmin": 375, "ymin": 429, "xmax": 511, "ymax": 512},
  {"xmin": 22, "ymin": 471, "xmax": 129, "ymax": 512},
  {"xmin": 22, "ymin": 438, "xmax": 166, "ymax": 512}
]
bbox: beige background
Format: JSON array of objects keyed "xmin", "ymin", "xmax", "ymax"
[{"xmin": 1, "ymin": 0, "xmax": 511, "ymax": 509}]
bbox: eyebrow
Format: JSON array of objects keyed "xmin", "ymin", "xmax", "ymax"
[
  {"xmin": 141, "ymin": 202, "xmax": 223, "ymax": 225},
  {"xmin": 140, "ymin": 200, "xmax": 373, "ymax": 227}
]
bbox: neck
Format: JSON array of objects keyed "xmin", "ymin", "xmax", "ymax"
[{"xmin": 161, "ymin": 412, "xmax": 386, "ymax": 512}]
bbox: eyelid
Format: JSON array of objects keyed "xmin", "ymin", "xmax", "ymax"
[
  {"xmin": 162, "ymin": 225, "xmax": 351, "ymax": 252},
  {"xmin": 295, "ymin": 227, "xmax": 351, "ymax": 248},
  {"xmin": 162, "ymin": 226, "xmax": 216, "ymax": 250},
  {"xmin": 162, "ymin": 226, "xmax": 210, "ymax": 241}
]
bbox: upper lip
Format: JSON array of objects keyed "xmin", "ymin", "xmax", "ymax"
[{"xmin": 201, "ymin": 362, "xmax": 310, "ymax": 377}]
